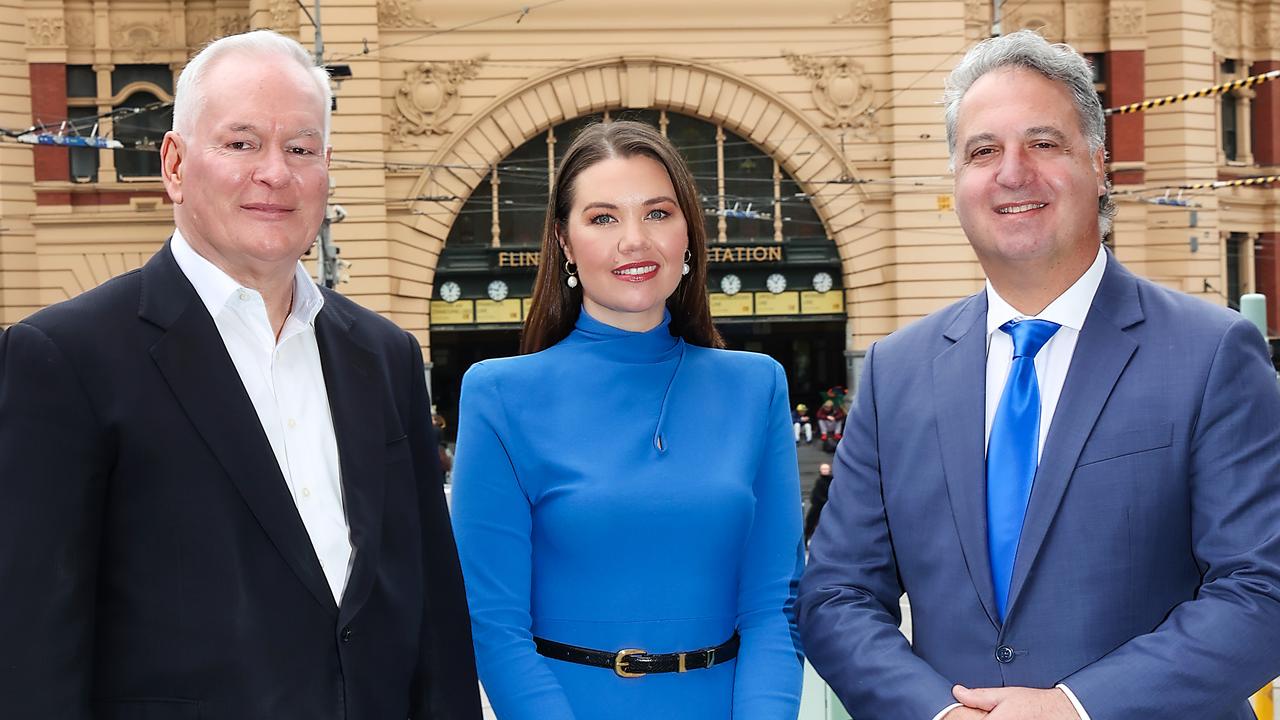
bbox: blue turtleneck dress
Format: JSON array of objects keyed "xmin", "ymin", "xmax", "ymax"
[{"xmin": 450, "ymin": 309, "xmax": 804, "ymax": 720}]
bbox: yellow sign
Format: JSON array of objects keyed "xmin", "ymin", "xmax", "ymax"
[
  {"xmin": 709, "ymin": 292, "xmax": 754, "ymax": 317},
  {"xmin": 475, "ymin": 298, "xmax": 523, "ymax": 323},
  {"xmin": 522, "ymin": 297, "xmax": 535, "ymax": 318},
  {"xmin": 431, "ymin": 299, "xmax": 475, "ymax": 324},
  {"xmin": 754, "ymin": 291, "xmax": 800, "ymax": 316},
  {"xmin": 801, "ymin": 290, "xmax": 843, "ymax": 315},
  {"xmin": 497, "ymin": 250, "xmax": 541, "ymax": 268},
  {"xmin": 707, "ymin": 245, "xmax": 784, "ymax": 264}
]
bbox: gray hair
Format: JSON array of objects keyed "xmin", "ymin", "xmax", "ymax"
[
  {"xmin": 943, "ymin": 30, "xmax": 1115, "ymax": 237},
  {"xmin": 172, "ymin": 29, "xmax": 332, "ymax": 143}
]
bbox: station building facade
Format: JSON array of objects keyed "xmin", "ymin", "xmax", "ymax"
[{"xmin": 1, "ymin": 0, "xmax": 1277, "ymax": 425}]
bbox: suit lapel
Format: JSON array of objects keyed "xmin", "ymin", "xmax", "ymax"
[
  {"xmin": 313, "ymin": 301, "xmax": 387, "ymax": 625},
  {"xmin": 1004, "ymin": 256, "xmax": 1143, "ymax": 621},
  {"xmin": 933, "ymin": 293, "xmax": 1001, "ymax": 629},
  {"xmin": 140, "ymin": 245, "xmax": 338, "ymax": 617}
]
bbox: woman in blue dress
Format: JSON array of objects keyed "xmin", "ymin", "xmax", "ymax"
[{"xmin": 450, "ymin": 120, "xmax": 804, "ymax": 720}]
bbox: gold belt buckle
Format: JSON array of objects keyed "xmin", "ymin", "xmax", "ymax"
[{"xmin": 613, "ymin": 648, "xmax": 645, "ymax": 678}]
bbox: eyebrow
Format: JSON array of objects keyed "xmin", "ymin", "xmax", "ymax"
[
  {"xmin": 223, "ymin": 124, "xmax": 322, "ymax": 139},
  {"xmin": 580, "ymin": 196, "xmax": 677, "ymax": 212},
  {"xmin": 961, "ymin": 126, "xmax": 1071, "ymax": 155}
]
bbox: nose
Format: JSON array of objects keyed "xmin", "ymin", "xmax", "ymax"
[
  {"xmin": 995, "ymin": 146, "xmax": 1033, "ymax": 189},
  {"xmin": 617, "ymin": 212, "xmax": 653, "ymax": 254},
  {"xmin": 251, "ymin": 146, "xmax": 292, "ymax": 188}
]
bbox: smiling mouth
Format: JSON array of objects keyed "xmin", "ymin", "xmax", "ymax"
[
  {"xmin": 998, "ymin": 203, "xmax": 1047, "ymax": 214},
  {"xmin": 242, "ymin": 204, "xmax": 294, "ymax": 216},
  {"xmin": 612, "ymin": 263, "xmax": 659, "ymax": 281}
]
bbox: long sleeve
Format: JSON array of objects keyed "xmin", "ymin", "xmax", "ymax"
[
  {"xmin": 797, "ymin": 343, "xmax": 959, "ymax": 720},
  {"xmin": 0, "ymin": 323, "xmax": 111, "ymax": 719},
  {"xmin": 450, "ymin": 361, "xmax": 577, "ymax": 720},
  {"xmin": 405, "ymin": 332, "xmax": 483, "ymax": 720},
  {"xmin": 732, "ymin": 361, "xmax": 805, "ymax": 719},
  {"xmin": 1061, "ymin": 318, "xmax": 1280, "ymax": 717}
]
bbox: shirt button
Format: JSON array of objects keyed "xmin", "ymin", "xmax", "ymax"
[
  {"xmin": 995, "ymin": 645, "xmax": 1015, "ymax": 664},
  {"xmin": 287, "ymin": 418, "xmax": 297, "ymax": 429},
  {"xmin": 238, "ymin": 290, "xmax": 250, "ymax": 301},
  {"xmin": 302, "ymin": 487, "xmax": 311, "ymax": 498}
]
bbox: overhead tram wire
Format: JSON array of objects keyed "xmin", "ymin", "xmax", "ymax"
[{"xmin": 327, "ymin": 0, "xmax": 569, "ymax": 63}]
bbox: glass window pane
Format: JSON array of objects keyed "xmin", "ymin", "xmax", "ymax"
[
  {"xmin": 66, "ymin": 65, "xmax": 97, "ymax": 98},
  {"xmin": 664, "ymin": 113, "xmax": 719, "ymax": 239},
  {"xmin": 113, "ymin": 91, "xmax": 171, "ymax": 179},
  {"xmin": 111, "ymin": 65, "xmax": 173, "ymax": 95},
  {"xmin": 68, "ymin": 106, "xmax": 100, "ymax": 182},
  {"xmin": 721, "ymin": 126, "xmax": 775, "ymax": 242},
  {"xmin": 499, "ymin": 134, "xmax": 550, "ymax": 247},
  {"xmin": 445, "ymin": 177, "xmax": 493, "ymax": 247}
]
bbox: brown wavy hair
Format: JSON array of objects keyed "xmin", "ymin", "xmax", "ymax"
[{"xmin": 520, "ymin": 120, "xmax": 724, "ymax": 354}]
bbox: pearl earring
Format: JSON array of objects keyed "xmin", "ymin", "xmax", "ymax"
[
  {"xmin": 681, "ymin": 249, "xmax": 691, "ymax": 276},
  {"xmin": 564, "ymin": 260, "xmax": 579, "ymax": 288}
]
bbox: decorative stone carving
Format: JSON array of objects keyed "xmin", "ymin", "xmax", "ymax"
[
  {"xmin": 66, "ymin": 13, "xmax": 95, "ymax": 48},
  {"xmin": 1005, "ymin": 6, "xmax": 1064, "ymax": 41},
  {"xmin": 27, "ymin": 16, "xmax": 65, "ymax": 47},
  {"xmin": 831, "ymin": 0, "xmax": 888, "ymax": 25},
  {"xmin": 1069, "ymin": 3, "xmax": 1107, "ymax": 39},
  {"xmin": 379, "ymin": 0, "xmax": 436, "ymax": 28},
  {"xmin": 1109, "ymin": 3, "xmax": 1145, "ymax": 36},
  {"xmin": 270, "ymin": 0, "xmax": 300, "ymax": 31},
  {"xmin": 114, "ymin": 19, "xmax": 167, "ymax": 61},
  {"xmin": 186, "ymin": 12, "xmax": 215, "ymax": 47},
  {"xmin": 784, "ymin": 52, "xmax": 879, "ymax": 138},
  {"xmin": 217, "ymin": 13, "xmax": 250, "ymax": 38},
  {"xmin": 392, "ymin": 56, "xmax": 486, "ymax": 142},
  {"xmin": 1214, "ymin": 9, "xmax": 1240, "ymax": 49}
]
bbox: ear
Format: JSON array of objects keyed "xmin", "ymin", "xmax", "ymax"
[
  {"xmin": 557, "ymin": 229, "xmax": 575, "ymax": 264},
  {"xmin": 1092, "ymin": 145, "xmax": 1108, "ymax": 195},
  {"xmin": 160, "ymin": 131, "xmax": 185, "ymax": 205}
]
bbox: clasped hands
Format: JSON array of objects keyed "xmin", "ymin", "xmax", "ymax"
[{"xmin": 945, "ymin": 685, "xmax": 1079, "ymax": 719}]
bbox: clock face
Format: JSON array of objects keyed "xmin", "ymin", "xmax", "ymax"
[
  {"xmin": 439, "ymin": 281, "xmax": 462, "ymax": 303},
  {"xmin": 487, "ymin": 279, "xmax": 509, "ymax": 302},
  {"xmin": 812, "ymin": 271, "xmax": 834, "ymax": 293},
  {"xmin": 720, "ymin": 273, "xmax": 742, "ymax": 296},
  {"xmin": 766, "ymin": 273, "xmax": 787, "ymax": 294}
]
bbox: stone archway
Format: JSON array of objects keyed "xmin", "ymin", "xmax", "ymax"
[{"xmin": 404, "ymin": 54, "xmax": 872, "ymax": 276}]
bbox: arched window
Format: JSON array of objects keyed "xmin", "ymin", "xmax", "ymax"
[
  {"xmin": 113, "ymin": 89, "xmax": 172, "ymax": 180},
  {"xmin": 444, "ymin": 110, "xmax": 825, "ymax": 248}
]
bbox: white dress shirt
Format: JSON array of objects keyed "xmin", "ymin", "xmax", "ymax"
[
  {"xmin": 171, "ymin": 229, "xmax": 352, "ymax": 603},
  {"xmin": 935, "ymin": 244, "xmax": 1107, "ymax": 720}
]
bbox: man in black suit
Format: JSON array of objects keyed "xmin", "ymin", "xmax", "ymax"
[{"xmin": 0, "ymin": 30, "xmax": 480, "ymax": 719}]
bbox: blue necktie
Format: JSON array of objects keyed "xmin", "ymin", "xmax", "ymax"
[{"xmin": 987, "ymin": 319, "xmax": 1059, "ymax": 621}]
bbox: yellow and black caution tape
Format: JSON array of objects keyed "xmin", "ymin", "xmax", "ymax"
[
  {"xmin": 1113, "ymin": 174, "xmax": 1280, "ymax": 198},
  {"xmin": 1104, "ymin": 70, "xmax": 1280, "ymax": 116}
]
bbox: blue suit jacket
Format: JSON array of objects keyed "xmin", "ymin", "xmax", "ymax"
[{"xmin": 798, "ymin": 254, "xmax": 1280, "ymax": 720}]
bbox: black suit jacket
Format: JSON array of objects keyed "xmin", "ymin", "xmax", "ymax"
[{"xmin": 0, "ymin": 244, "xmax": 481, "ymax": 720}]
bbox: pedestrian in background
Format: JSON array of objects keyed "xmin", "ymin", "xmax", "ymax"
[
  {"xmin": 793, "ymin": 403, "xmax": 814, "ymax": 444},
  {"xmin": 450, "ymin": 120, "xmax": 803, "ymax": 720},
  {"xmin": 816, "ymin": 399, "xmax": 845, "ymax": 445},
  {"xmin": 803, "ymin": 463, "xmax": 834, "ymax": 545}
]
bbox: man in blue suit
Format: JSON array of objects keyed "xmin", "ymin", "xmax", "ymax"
[{"xmin": 798, "ymin": 30, "xmax": 1280, "ymax": 720}]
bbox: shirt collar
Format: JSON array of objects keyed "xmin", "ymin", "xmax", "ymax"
[
  {"xmin": 985, "ymin": 243, "xmax": 1108, "ymax": 336},
  {"xmin": 170, "ymin": 228, "xmax": 325, "ymax": 326}
]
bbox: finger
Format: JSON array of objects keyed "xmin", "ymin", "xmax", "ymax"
[{"xmin": 953, "ymin": 684, "xmax": 1002, "ymax": 711}]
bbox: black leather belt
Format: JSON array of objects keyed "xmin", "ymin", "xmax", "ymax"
[{"xmin": 534, "ymin": 632, "xmax": 740, "ymax": 678}]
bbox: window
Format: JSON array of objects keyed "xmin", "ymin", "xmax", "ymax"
[
  {"xmin": 1226, "ymin": 232, "xmax": 1247, "ymax": 309},
  {"xmin": 66, "ymin": 65, "xmax": 99, "ymax": 182},
  {"xmin": 444, "ymin": 111, "xmax": 829, "ymax": 249},
  {"xmin": 113, "ymin": 91, "xmax": 172, "ymax": 179},
  {"xmin": 1220, "ymin": 59, "xmax": 1241, "ymax": 162}
]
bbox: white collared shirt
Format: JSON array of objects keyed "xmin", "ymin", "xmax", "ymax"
[
  {"xmin": 171, "ymin": 229, "xmax": 352, "ymax": 603},
  {"xmin": 984, "ymin": 244, "xmax": 1108, "ymax": 459}
]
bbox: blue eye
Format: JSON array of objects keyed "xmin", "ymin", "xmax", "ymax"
[
  {"xmin": 646, "ymin": 208, "xmax": 670, "ymax": 220},
  {"xmin": 590, "ymin": 214, "xmax": 616, "ymax": 225}
]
